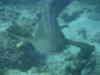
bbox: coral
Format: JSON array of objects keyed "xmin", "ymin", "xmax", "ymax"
[
  {"xmin": 0, "ymin": 7, "xmax": 20, "ymax": 22},
  {"xmin": 0, "ymin": 24, "xmax": 47, "ymax": 72},
  {"xmin": 93, "ymin": 32, "xmax": 100, "ymax": 44},
  {"xmin": 61, "ymin": 11, "xmax": 83, "ymax": 23},
  {"xmin": 77, "ymin": 27, "xmax": 88, "ymax": 40}
]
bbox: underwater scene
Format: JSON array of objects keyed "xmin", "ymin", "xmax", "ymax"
[{"xmin": 0, "ymin": 0, "xmax": 100, "ymax": 75}]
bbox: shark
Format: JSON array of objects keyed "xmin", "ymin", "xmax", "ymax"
[{"xmin": 33, "ymin": 0, "xmax": 73, "ymax": 54}]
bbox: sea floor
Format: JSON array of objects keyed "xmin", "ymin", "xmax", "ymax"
[{"xmin": 0, "ymin": 0, "xmax": 100, "ymax": 75}]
